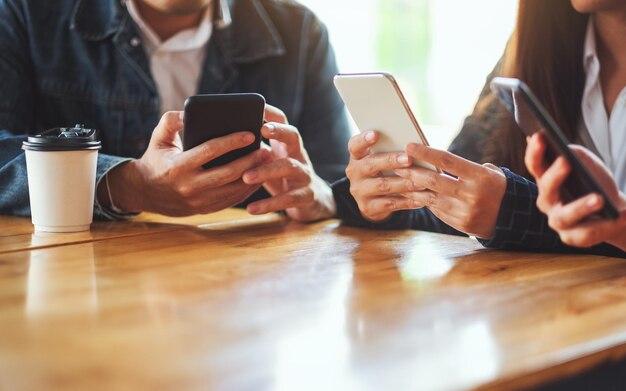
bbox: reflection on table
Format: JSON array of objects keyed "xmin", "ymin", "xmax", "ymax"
[{"xmin": 1, "ymin": 211, "xmax": 625, "ymax": 390}]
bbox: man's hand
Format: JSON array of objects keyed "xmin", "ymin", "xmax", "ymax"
[
  {"xmin": 344, "ymin": 131, "xmax": 422, "ymax": 222},
  {"xmin": 395, "ymin": 143, "xmax": 507, "ymax": 240},
  {"xmin": 98, "ymin": 111, "xmax": 270, "ymax": 216},
  {"xmin": 241, "ymin": 105, "xmax": 336, "ymax": 222},
  {"xmin": 525, "ymin": 133, "xmax": 626, "ymax": 250}
]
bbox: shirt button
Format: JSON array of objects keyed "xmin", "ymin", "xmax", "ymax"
[{"xmin": 130, "ymin": 37, "xmax": 141, "ymax": 47}]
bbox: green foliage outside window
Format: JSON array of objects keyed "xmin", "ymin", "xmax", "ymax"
[{"xmin": 376, "ymin": 0, "xmax": 432, "ymax": 122}]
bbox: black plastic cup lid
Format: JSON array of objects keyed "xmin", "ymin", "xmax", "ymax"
[{"xmin": 22, "ymin": 124, "xmax": 102, "ymax": 152}]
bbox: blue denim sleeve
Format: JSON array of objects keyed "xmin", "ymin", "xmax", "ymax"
[
  {"xmin": 0, "ymin": 1, "xmax": 135, "ymax": 220},
  {"xmin": 478, "ymin": 168, "xmax": 626, "ymax": 258},
  {"xmin": 0, "ymin": 1, "xmax": 37, "ymax": 217},
  {"xmin": 0, "ymin": 131, "xmax": 135, "ymax": 220},
  {"xmin": 331, "ymin": 176, "xmax": 466, "ymax": 236},
  {"xmin": 0, "ymin": 133, "xmax": 29, "ymax": 216}
]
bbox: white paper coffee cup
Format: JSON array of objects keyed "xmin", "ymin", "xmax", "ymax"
[{"xmin": 22, "ymin": 125, "xmax": 101, "ymax": 233}]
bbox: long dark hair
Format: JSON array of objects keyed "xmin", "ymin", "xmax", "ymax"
[{"xmin": 480, "ymin": 0, "xmax": 589, "ymax": 178}]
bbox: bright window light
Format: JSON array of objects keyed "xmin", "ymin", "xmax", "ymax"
[{"xmin": 299, "ymin": 0, "xmax": 518, "ymax": 149}]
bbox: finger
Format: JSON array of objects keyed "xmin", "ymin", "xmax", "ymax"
[
  {"xmin": 356, "ymin": 151, "xmax": 412, "ymax": 177},
  {"xmin": 548, "ymin": 193, "xmax": 604, "ymax": 230},
  {"xmin": 569, "ymin": 144, "xmax": 602, "ymax": 170},
  {"xmin": 242, "ymin": 158, "xmax": 309, "ymax": 185},
  {"xmin": 559, "ymin": 225, "xmax": 607, "ymax": 248},
  {"xmin": 399, "ymin": 189, "xmax": 450, "ymax": 211},
  {"xmin": 150, "ymin": 111, "xmax": 184, "ymax": 147},
  {"xmin": 360, "ymin": 196, "xmax": 422, "ymax": 220},
  {"xmin": 188, "ymin": 180, "xmax": 260, "ymax": 214},
  {"xmin": 406, "ymin": 143, "xmax": 480, "ymax": 177},
  {"xmin": 395, "ymin": 167, "xmax": 460, "ymax": 196},
  {"xmin": 247, "ymin": 186, "xmax": 314, "ymax": 215},
  {"xmin": 537, "ymin": 156, "xmax": 571, "ymax": 208},
  {"xmin": 348, "ymin": 131, "xmax": 379, "ymax": 160},
  {"xmin": 355, "ymin": 177, "xmax": 419, "ymax": 197},
  {"xmin": 180, "ymin": 131, "xmax": 256, "ymax": 169},
  {"xmin": 559, "ymin": 209, "xmax": 626, "ymax": 248},
  {"xmin": 261, "ymin": 123, "xmax": 307, "ymax": 162},
  {"xmin": 525, "ymin": 133, "xmax": 548, "ymax": 178},
  {"xmin": 264, "ymin": 105, "xmax": 289, "ymax": 124},
  {"xmin": 192, "ymin": 148, "xmax": 272, "ymax": 190}
]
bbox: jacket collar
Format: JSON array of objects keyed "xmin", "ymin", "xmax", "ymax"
[
  {"xmin": 70, "ymin": 0, "xmax": 285, "ymax": 63},
  {"xmin": 215, "ymin": 0, "xmax": 285, "ymax": 63},
  {"xmin": 70, "ymin": 0, "xmax": 123, "ymax": 41}
]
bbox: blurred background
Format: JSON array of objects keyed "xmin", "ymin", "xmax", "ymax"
[{"xmin": 299, "ymin": 0, "xmax": 518, "ymax": 149}]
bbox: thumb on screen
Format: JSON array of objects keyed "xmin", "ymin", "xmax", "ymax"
[{"xmin": 151, "ymin": 111, "xmax": 184, "ymax": 147}]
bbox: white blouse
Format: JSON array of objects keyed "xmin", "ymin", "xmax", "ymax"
[
  {"xmin": 125, "ymin": 0, "xmax": 231, "ymax": 115},
  {"xmin": 580, "ymin": 17, "xmax": 626, "ymax": 192}
]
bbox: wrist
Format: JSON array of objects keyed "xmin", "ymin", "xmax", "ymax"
[
  {"xmin": 297, "ymin": 178, "xmax": 336, "ymax": 222},
  {"xmin": 478, "ymin": 164, "xmax": 507, "ymax": 240},
  {"xmin": 603, "ymin": 203, "xmax": 626, "ymax": 250},
  {"xmin": 319, "ymin": 178, "xmax": 337, "ymax": 218},
  {"xmin": 103, "ymin": 160, "xmax": 144, "ymax": 213}
]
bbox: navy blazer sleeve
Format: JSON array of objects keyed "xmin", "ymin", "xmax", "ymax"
[
  {"xmin": 332, "ymin": 169, "xmax": 626, "ymax": 258},
  {"xmin": 479, "ymin": 169, "xmax": 626, "ymax": 258}
]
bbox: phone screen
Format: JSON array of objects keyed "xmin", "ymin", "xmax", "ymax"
[{"xmin": 183, "ymin": 93, "xmax": 265, "ymax": 170}]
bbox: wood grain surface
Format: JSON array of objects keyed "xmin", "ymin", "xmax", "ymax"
[{"xmin": 1, "ymin": 211, "xmax": 625, "ymax": 390}]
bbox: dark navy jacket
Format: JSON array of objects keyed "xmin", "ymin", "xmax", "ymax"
[{"xmin": 0, "ymin": 0, "xmax": 350, "ymax": 218}]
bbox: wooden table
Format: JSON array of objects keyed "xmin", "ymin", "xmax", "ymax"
[{"xmin": 2, "ymin": 211, "xmax": 626, "ymax": 390}]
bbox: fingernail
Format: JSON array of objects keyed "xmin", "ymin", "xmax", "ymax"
[
  {"xmin": 178, "ymin": 112, "xmax": 184, "ymax": 122},
  {"xmin": 248, "ymin": 204, "xmax": 259, "ymax": 214},
  {"xmin": 365, "ymin": 131, "xmax": 376, "ymax": 142},
  {"xmin": 261, "ymin": 149, "xmax": 272, "ymax": 163},
  {"xmin": 397, "ymin": 154, "xmax": 410, "ymax": 165},
  {"xmin": 265, "ymin": 124, "xmax": 276, "ymax": 135},
  {"xmin": 588, "ymin": 195, "xmax": 600, "ymax": 208},
  {"xmin": 243, "ymin": 133, "xmax": 255, "ymax": 143},
  {"xmin": 245, "ymin": 169, "xmax": 258, "ymax": 181}
]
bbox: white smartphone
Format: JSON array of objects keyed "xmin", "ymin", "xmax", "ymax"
[{"xmin": 334, "ymin": 72, "xmax": 436, "ymax": 172}]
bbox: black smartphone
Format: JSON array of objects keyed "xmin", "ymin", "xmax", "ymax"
[
  {"xmin": 490, "ymin": 77, "xmax": 619, "ymax": 220},
  {"xmin": 183, "ymin": 93, "xmax": 265, "ymax": 169}
]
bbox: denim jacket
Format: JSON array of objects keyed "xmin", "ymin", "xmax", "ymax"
[{"xmin": 0, "ymin": 0, "xmax": 350, "ymax": 218}]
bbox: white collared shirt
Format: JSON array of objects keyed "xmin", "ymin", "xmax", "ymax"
[
  {"xmin": 126, "ymin": 0, "xmax": 230, "ymax": 115},
  {"xmin": 580, "ymin": 17, "xmax": 626, "ymax": 192}
]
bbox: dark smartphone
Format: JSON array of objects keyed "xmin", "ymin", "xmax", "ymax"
[
  {"xmin": 490, "ymin": 77, "xmax": 619, "ymax": 220},
  {"xmin": 183, "ymin": 93, "xmax": 265, "ymax": 169}
]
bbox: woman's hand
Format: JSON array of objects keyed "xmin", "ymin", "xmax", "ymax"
[
  {"xmin": 525, "ymin": 133, "xmax": 626, "ymax": 250},
  {"xmin": 395, "ymin": 143, "xmax": 507, "ymax": 239},
  {"xmin": 242, "ymin": 105, "xmax": 336, "ymax": 222},
  {"xmin": 345, "ymin": 131, "xmax": 423, "ymax": 222}
]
